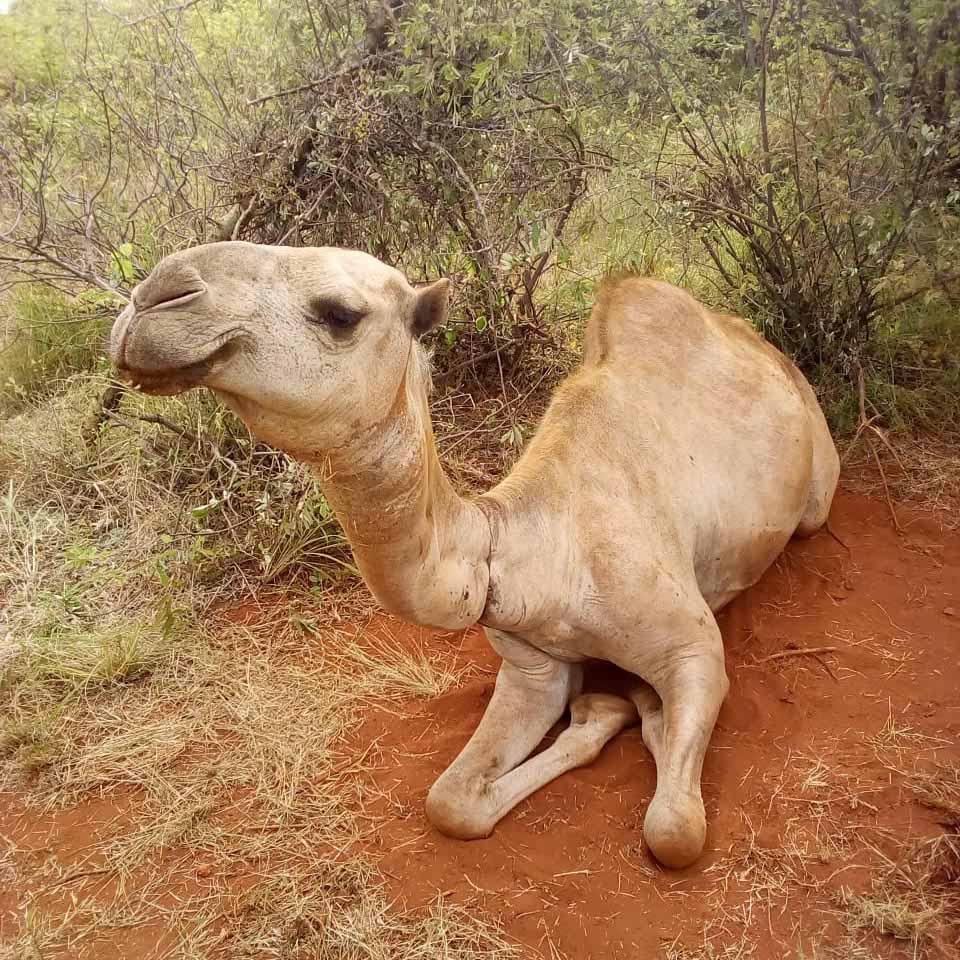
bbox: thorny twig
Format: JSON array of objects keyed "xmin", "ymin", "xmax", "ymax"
[{"xmin": 844, "ymin": 365, "xmax": 903, "ymax": 534}]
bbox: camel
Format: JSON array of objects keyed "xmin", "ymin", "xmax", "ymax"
[{"xmin": 110, "ymin": 241, "xmax": 839, "ymax": 868}]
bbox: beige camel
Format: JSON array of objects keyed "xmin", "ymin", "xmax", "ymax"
[{"xmin": 110, "ymin": 241, "xmax": 839, "ymax": 868}]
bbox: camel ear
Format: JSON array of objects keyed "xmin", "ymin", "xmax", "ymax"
[{"xmin": 410, "ymin": 279, "xmax": 450, "ymax": 337}]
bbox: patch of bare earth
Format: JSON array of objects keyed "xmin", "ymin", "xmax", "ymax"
[
  {"xmin": 356, "ymin": 488, "xmax": 960, "ymax": 959},
  {"xmin": 1, "ymin": 487, "xmax": 958, "ymax": 959}
]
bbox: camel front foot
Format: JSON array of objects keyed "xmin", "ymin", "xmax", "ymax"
[
  {"xmin": 629, "ymin": 681, "xmax": 707, "ymax": 868},
  {"xmin": 426, "ymin": 692, "xmax": 638, "ymax": 840},
  {"xmin": 643, "ymin": 788, "xmax": 707, "ymax": 869},
  {"xmin": 624, "ymin": 613, "xmax": 727, "ymax": 869}
]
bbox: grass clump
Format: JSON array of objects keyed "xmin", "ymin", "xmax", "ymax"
[
  {"xmin": 839, "ymin": 885, "xmax": 943, "ymax": 943},
  {"xmin": 319, "ymin": 620, "xmax": 472, "ymax": 702},
  {"xmin": 0, "ymin": 285, "xmax": 115, "ymax": 415},
  {"xmin": 822, "ymin": 301, "xmax": 960, "ymax": 441},
  {"xmin": 6, "ymin": 622, "xmax": 170, "ymax": 690},
  {"xmin": 206, "ymin": 871, "xmax": 519, "ymax": 960},
  {"xmin": 834, "ymin": 766, "xmax": 960, "ymax": 955},
  {"xmin": 911, "ymin": 762, "xmax": 960, "ymax": 823},
  {"xmin": 0, "ymin": 712, "xmax": 66, "ymax": 778},
  {"xmin": 0, "ymin": 600, "xmax": 177, "ymax": 789}
]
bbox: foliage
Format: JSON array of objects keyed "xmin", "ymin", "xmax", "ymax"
[
  {"xmin": 1, "ymin": 284, "xmax": 113, "ymax": 413},
  {"xmin": 0, "ymin": 0, "xmax": 957, "ymax": 424},
  {"xmin": 229, "ymin": 0, "xmax": 651, "ymax": 380},
  {"xmin": 0, "ymin": 377, "xmax": 353, "ymax": 616},
  {"xmin": 0, "ymin": 0, "xmax": 309, "ymax": 295},
  {"xmin": 0, "ymin": 7, "xmax": 958, "ymax": 952},
  {"xmin": 631, "ymin": 0, "xmax": 960, "ymax": 377}
]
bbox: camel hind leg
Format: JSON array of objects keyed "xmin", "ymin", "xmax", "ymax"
[{"xmin": 795, "ymin": 386, "xmax": 840, "ymax": 538}]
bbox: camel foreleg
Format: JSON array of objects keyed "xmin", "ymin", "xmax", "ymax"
[
  {"xmin": 623, "ymin": 606, "xmax": 728, "ymax": 869},
  {"xmin": 425, "ymin": 629, "xmax": 636, "ymax": 839}
]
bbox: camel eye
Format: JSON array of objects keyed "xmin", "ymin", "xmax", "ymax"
[
  {"xmin": 325, "ymin": 307, "xmax": 362, "ymax": 329},
  {"xmin": 307, "ymin": 297, "xmax": 363, "ymax": 331}
]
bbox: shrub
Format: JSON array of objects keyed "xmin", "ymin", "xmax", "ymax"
[{"xmin": 634, "ymin": 0, "xmax": 960, "ymax": 380}]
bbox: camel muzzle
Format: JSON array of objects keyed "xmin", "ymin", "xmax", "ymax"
[{"xmin": 110, "ymin": 306, "xmax": 245, "ymax": 396}]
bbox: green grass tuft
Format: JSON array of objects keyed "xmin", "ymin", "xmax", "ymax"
[
  {"xmin": 0, "ymin": 712, "xmax": 66, "ymax": 776},
  {"xmin": 13, "ymin": 623, "xmax": 170, "ymax": 690},
  {"xmin": 1, "ymin": 285, "xmax": 116, "ymax": 414}
]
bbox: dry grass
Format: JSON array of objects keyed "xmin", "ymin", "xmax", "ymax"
[
  {"xmin": 867, "ymin": 709, "xmax": 952, "ymax": 759},
  {"xmin": 7, "ymin": 622, "xmax": 170, "ymax": 689},
  {"xmin": 839, "ymin": 884, "xmax": 944, "ymax": 942},
  {"xmin": 840, "ymin": 436, "xmax": 960, "ymax": 527},
  {"xmin": 696, "ymin": 742, "xmax": 960, "ymax": 959},
  {"xmin": 1, "ymin": 603, "xmax": 518, "ymax": 954},
  {"xmin": 835, "ymin": 816, "xmax": 960, "ymax": 953},
  {"xmin": 910, "ymin": 763, "xmax": 960, "ymax": 822},
  {"xmin": 2, "ymin": 872, "xmax": 519, "ymax": 960},
  {"xmin": 0, "ymin": 377, "xmax": 520, "ymax": 956},
  {"xmin": 325, "ymin": 620, "xmax": 474, "ymax": 702},
  {"xmin": 2, "ymin": 331, "xmax": 958, "ymax": 958},
  {"xmin": 196, "ymin": 873, "xmax": 519, "ymax": 960}
]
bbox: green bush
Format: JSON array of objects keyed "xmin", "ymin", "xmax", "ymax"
[
  {"xmin": 632, "ymin": 0, "xmax": 960, "ymax": 380},
  {"xmin": 1, "ymin": 0, "xmax": 956, "ymax": 435}
]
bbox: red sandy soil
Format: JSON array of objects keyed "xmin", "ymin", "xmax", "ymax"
[{"xmin": 2, "ymin": 487, "xmax": 959, "ymax": 958}]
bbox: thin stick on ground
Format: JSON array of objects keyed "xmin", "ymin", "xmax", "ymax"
[{"xmin": 755, "ymin": 646, "xmax": 838, "ymax": 663}]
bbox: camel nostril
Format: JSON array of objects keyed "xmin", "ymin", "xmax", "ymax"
[
  {"xmin": 131, "ymin": 258, "xmax": 206, "ymax": 313},
  {"xmin": 133, "ymin": 286, "xmax": 206, "ymax": 312}
]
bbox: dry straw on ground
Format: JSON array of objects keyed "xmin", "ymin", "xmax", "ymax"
[
  {"xmin": 3, "ymin": 366, "xmax": 959, "ymax": 958},
  {"xmin": 0, "ymin": 379, "xmax": 522, "ymax": 956}
]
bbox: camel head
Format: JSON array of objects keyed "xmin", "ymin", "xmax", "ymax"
[{"xmin": 110, "ymin": 241, "xmax": 449, "ymax": 453}]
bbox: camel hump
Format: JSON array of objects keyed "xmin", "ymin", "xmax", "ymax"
[{"xmin": 582, "ymin": 273, "xmax": 710, "ymax": 366}]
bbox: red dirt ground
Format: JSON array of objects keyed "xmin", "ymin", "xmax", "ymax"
[
  {"xmin": 356, "ymin": 488, "xmax": 960, "ymax": 958},
  {"xmin": 2, "ymin": 487, "xmax": 959, "ymax": 958}
]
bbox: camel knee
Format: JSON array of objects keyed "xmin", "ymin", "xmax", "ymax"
[
  {"xmin": 425, "ymin": 772, "xmax": 495, "ymax": 840},
  {"xmin": 643, "ymin": 788, "xmax": 707, "ymax": 869}
]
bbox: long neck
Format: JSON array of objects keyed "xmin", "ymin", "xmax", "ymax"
[{"xmin": 308, "ymin": 350, "xmax": 491, "ymax": 630}]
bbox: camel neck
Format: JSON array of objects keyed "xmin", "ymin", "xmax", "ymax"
[{"xmin": 309, "ymin": 351, "xmax": 491, "ymax": 630}]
